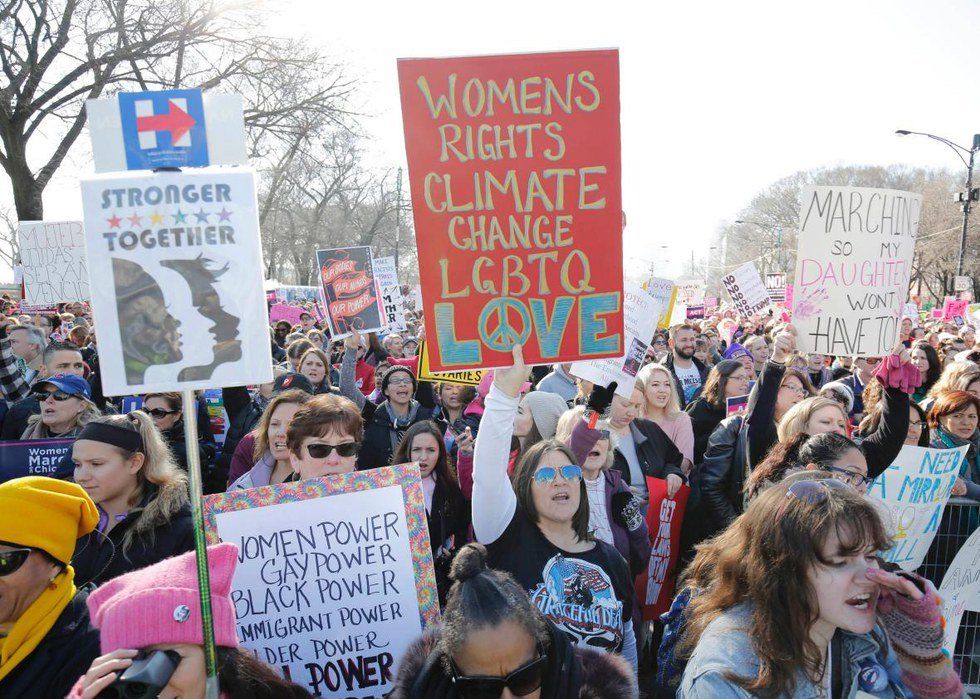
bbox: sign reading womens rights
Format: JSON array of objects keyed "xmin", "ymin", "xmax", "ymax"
[
  {"xmin": 18, "ymin": 221, "xmax": 90, "ymax": 305},
  {"xmin": 723, "ymin": 261, "xmax": 771, "ymax": 316},
  {"xmin": 571, "ymin": 281, "xmax": 659, "ymax": 398},
  {"xmin": 866, "ymin": 445, "xmax": 967, "ymax": 571},
  {"xmin": 316, "ymin": 246, "xmax": 384, "ymax": 339},
  {"xmin": 203, "ymin": 464, "xmax": 439, "ymax": 699},
  {"xmin": 792, "ymin": 186, "xmax": 920, "ymax": 356},
  {"xmin": 398, "ymin": 50, "xmax": 624, "ymax": 372},
  {"xmin": 80, "ymin": 169, "xmax": 273, "ymax": 395}
]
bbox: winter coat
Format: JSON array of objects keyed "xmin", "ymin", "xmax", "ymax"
[
  {"xmin": 426, "ymin": 475, "xmax": 472, "ymax": 603},
  {"xmin": 71, "ymin": 481, "xmax": 195, "ymax": 587},
  {"xmin": 684, "ymin": 396, "xmax": 726, "ymax": 465},
  {"xmin": 689, "ymin": 414, "xmax": 750, "ymax": 540},
  {"xmin": 161, "ymin": 419, "xmax": 217, "ymax": 474},
  {"xmin": 216, "ymin": 385, "xmax": 265, "ymax": 483},
  {"xmin": 358, "ymin": 400, "xmax": 443, "ymax": 470},
  {"xmin": 390, "ymin": 621, "xmax": 638, "ymax": 699},
  {"xmin": 0, "ymin": 588, "xmax": 100, "ymax": 699},
  {"xmin": 611, "ymin": 418, "xmax": 685, "ymax": 486}
]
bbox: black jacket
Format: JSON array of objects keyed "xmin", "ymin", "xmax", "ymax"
[
  {"xmin": 216, "ymin": 386, "xmax": 264, "ymax": 481},
  {"xmin": 0, "ymin": 587, "xmax": 100, "ymax": 699},
  {"xmin": 72, "ymin": 487, "xmax": 195, "ymax": 587},
  {"xmin": 358, "ymin": 400, "xmax": 443, "ymax": 471},
  {"xmin": 694, "ymin": 414, "xmax": 750, "ymax": 535},
  {"xmin": 685, "ymin": 396, "xmax": 727, "ymax": 465},
  {"xmin": 662, "ymin": 354, "xmax": 709, "ymax": 409},
  {"xmin": 611, "ymin": 417, "xmax": 685, "ymax": 485},
  {"xmin": 427, "ymin": 476, "xmax": 471, "ymax": 603},
  {"xmin": 162, "ymin": 419, "xmax": 217, "ymax": 473}
]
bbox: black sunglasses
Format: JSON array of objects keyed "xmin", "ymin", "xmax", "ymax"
[
  {"xmin": 145, "ymin": 408, "xmax": 179, "ymax": 419},
  {"xmin": 32, "ymin": 389, "xmax": 75, "ymax": 402},
  {"xmin": 306, "ymin": 442, "xmax": 360, "ymax": 459},
  {"xmin": 450, "ymin": 650, "xmax": 547, "ymax": 699},
  {"xmin": 0, "ymin": 548, "xmax": 32, "ymax": 577}
]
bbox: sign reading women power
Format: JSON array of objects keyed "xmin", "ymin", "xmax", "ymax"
[
  {"xmin": 866, "ymin": 444, "xmax": 967, "ymax": 570},
  {"xmin": 80, "ymin": 169, "xmax": 273, "ymax": 395},
  {"xmin": 203, "ymin": 464, "xmax": 439, "ymax": 699},
  {"xmin": 18, "ymin": 221, "xmax": 90, "ymax": 305},
  {"xmin": 792, "ymin": 186, "xmax": 920, "ymax": 356},
  {"xmin": 316, "ymin": 247, "xmax": 384, "ymax": 339},
  {"xmin": 397, "ymin": 49, "xmax": 624, "ymax": 372}
]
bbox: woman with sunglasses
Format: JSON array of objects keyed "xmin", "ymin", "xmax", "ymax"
[
  {"xmin": 142, "ymin": 391, "xmax": 217, "ymax": 475},
  {"xmin": 228, "ymin": 389, "xmax": 312, "ymax": 490},
  {"xmin": 392, "ymin": 421, "xmax": 471, "ymax": 602},
  {"xmin": 391, "ymin": 543, "xmax": 636, "ymax": 698},
  {"xmin": 677, "ymin": 478, "xmax": 961, "ymax": 698},
  {"xmin": 21, "ymin": 373, "xmax": 101, "ymax": 442},
  {"xmin": 285, "ymin": 393, "xmax": 365, "ymax": 480},
  {"xmin": 70, "ymin": 413, "xmax": 194, "ymax": 587},
  {"xmin": 473, "ymin": 345, "xmax": 640, "ymax": 672},
  {"xmin": 0, "ymin": 477, "xmax": 101, "ymax": 698}
]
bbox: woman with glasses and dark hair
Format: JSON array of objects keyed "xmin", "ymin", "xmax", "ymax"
[
  {"xmin": 285, "ymin": 393, "xmax": 365, "ymax": 480},
  {"xmin": 142, "ymin": 391, "xmax": 216, "ymax": 474},
  {"xmin": 391, "ymin": 543, "xmax": 636, "ymax": 699},
  {"xmin": 675, "ymin": 477, "xmax": 960, "ymax": 698},
  {"xmin": 472, "ymin": 345, "xmax": 640, "ymax": 674}
]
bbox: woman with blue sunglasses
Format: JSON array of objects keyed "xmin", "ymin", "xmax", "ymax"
[{"xmin": 472, "ymin": 345, "xmax": 640, "ymax": 677}]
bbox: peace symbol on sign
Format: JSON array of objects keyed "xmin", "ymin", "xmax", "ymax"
[{"xmin": 479, "ymin": 298, "xmax": 531, "ymax": 351}]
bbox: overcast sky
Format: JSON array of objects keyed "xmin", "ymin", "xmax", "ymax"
[{"xmin": 13, "ymin": 0, "xmax": 980, "ymax": 282}]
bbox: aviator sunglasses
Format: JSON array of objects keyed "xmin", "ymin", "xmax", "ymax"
[{"xmin": 532, "ymin": 464, "xmax": 583, "ymax": 484}]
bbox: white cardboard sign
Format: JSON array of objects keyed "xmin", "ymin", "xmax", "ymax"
[
  {"xmin": 18, "ymin": 221, "xmax": 90, "ymax": 304},
  {"xmin": 372, "ymin": 256, "xmax": 407, "ymax": 333},
  {"xmin": 80, "ymin": 168, "xmax": 272, "ymax": 395},
  {"xmin": 792, "ymin": 186, "xmax": 920, "ymax": 356},
  {"xmin": 940, "ymin": 524, "xmax": 980, "ymax": 656},
  {"xmin": 722, "ymin": 261, "xmax": 771, "ymax": 316}
]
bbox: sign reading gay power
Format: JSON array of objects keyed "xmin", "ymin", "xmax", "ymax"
[
  {"xmin": 80, "ymin": 169, "xmax": 273, "ymax": 395},
  {"xmin": 792, "ymin": 186, "xmax": 920, "ymax": 356},
  {"xmin": 203, "ymin": 464, "xmax": 439, "ymax": 699},
  {"xmin": 866, "ymin": 444, "xmax": 966, "ymax": 570},
  {"xmin": 18, "ymin": 221, "xmax": 90, "ymax": 305},
  {"xmin": 398, "ymin": 49, "xmax": 624, "ymax": 371}
]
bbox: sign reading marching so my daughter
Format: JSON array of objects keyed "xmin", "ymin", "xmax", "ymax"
[{"xmin": 202, "ymin": 463, "xmax": 439, "ymax": 699}]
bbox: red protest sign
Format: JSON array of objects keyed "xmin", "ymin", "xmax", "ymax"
[
  {"xmin": 635, "ymin": 478, "xmax": 689, "ymax": 620},
  {"xmin": 397, "ymin": 50, "xmax": 624, "ymax": 371},
  {"xmin": 316, "ymin": 246, "xmax": 384, "ymax": 337}
]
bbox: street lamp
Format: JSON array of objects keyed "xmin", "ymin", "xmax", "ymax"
[{"xmin": 895, "ymin": 129, "xmax": 980, "ymax": 276}]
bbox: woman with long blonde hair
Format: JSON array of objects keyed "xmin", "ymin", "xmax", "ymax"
[
  {"xmin": 638, "ymin": 363, "xmax": 694, "ymax": 472},
  {"xmin": 70, "ymin": 412, "xmax": 193, "ymax": 586}
]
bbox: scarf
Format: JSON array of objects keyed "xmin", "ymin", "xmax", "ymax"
[
  {"xmin": 934, "ymin": 427, "xmax": 980, "ymax": 480},
  {"xmin": 385, "ymin": 400, "xmax": 420, "ymax": 452},
  {"xmin": 0, "ymin": 568, "xmax": 76, "ymax": 682}
]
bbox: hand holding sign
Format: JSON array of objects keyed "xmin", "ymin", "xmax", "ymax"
[{"xmin": 493, "ymin": 344, "xmax": 530, "ymax": 399}]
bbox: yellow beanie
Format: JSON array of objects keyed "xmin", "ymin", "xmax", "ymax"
[{"xmin": 0, "ymin": 477, "xmax": 98, "ymax": 564}]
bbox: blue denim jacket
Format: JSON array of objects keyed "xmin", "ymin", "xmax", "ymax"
[{"xmin": 678, "ymin": 602, "xmax": 910, "ymax": 698}]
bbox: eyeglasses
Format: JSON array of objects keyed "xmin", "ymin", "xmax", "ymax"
[
  {"xmin": 306, "ymin": 442, "xmax": 360, "ymax": 459},
  {"xmin": 32, "ymin": 390, "xmax": 75, "ymax": 402},
  {"xmin": 823, "ymin": 465, "xmax": 874, "ymax": 487},
  {"xmin": 387, "ymin": 376, "xmax": 413, "ymax": 386},
  {"xmin": 908, "ymin": 420, "xmax": 924, "ymax": 429},
  {"xmin": 145, "ymin": 408, "xmax": 179, "ymax": 419},
  {"xmin": 450, "ymin": 651, "xmax": 547, "ymax": 699},
  {"xmin": 0, "ymin": 548, "xmax": 32, "ymax": 577},
  {"xmin": 780, "ymin": 384, "xmax": 806, "ymax": 396},
  {"xmin": 532, "ymin": 464, "xmax": 583, "ymax": 484}
]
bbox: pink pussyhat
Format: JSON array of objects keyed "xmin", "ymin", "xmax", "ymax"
[{"xmin": 87, "ymin": 542, "xmax": 240, "ymax": 653}]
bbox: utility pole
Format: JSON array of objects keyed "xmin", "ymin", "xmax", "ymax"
[{"xmin": 394, "ymin": 167, "xmax": 403, "ymax": 269}]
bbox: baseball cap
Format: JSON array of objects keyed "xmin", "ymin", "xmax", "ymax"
[
  {"xmin": 272, "ymin": 372, "xmax": 315, "ymax": 395},
  {"xmin": 34, "ymin": 373, "xmax": 91, "ymax": 399}
]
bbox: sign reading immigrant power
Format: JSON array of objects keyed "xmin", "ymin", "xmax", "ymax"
[
  {"xmin": 792, "ymin": 186, "xmax": 920, "ymax": 356},
  {"xmin": 79, "ymin": 169, "xmax": 273, "ymax": 395},
  {"xmin": 398, "ymin": 49, "xmax": 624, "ymax": 371}
]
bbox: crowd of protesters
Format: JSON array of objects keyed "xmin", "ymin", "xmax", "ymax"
[{"xmin": 1, "ymin": 291, "xmax": 978, "ymax": 698}]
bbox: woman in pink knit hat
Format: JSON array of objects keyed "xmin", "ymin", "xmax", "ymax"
[{"xmin": 69, "ymin": 543, "xmax": 307, "ymax": 698}]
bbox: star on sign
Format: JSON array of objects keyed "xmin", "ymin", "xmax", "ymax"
[
  {"xmin": 127, "ymin": 213, "xmax": 142, "ymax": 227},
  {"xmin": 107, "ymin": 214, "xmax": 122, "ymax": 229},
  {"xmin": 172, "ymin": 209, "xmax": 187, "ymax": 224},
  {"xmin": 150, "ymin": 211, "xmax": 164, "ymax": 225},
  {"xmin": 217, "ymin": 207, "xmax": 233, "ymax": 222},
  {"xmin": 194, "ymin": 208, "xmax": 209, "ymax": 223}
]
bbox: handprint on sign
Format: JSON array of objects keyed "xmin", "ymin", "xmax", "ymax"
[{"xmin": 793, "ymin": 287, "xmax": 829, "ymax": 321}]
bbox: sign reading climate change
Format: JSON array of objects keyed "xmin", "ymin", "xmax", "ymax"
[
  {"xmin": 398, "ymin": 50, "xmax": 624, "ymax": 372},
  {"xmin": 793, "ymin": 186, "xmax": 920, "ymax": 356},
  {"xmin": 80, "ymin": 169, "xmax": 273, "ymax": 395}
]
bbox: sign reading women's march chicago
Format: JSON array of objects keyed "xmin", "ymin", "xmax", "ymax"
[
  {"xmin": 793, "ymin": 186, "xmax": 920, "ymax": 356},
  {"xmin": 79, "ymin": 169, "xmax": 273, "ymax": 395},
  {"xmin": 398, "ymin": 50, "xmax": 624, "ymax": 371},
  {"xmin": 18, "ymin": 221, "xmax": 90, "ymax": 305},
  {"xmin": 316, "ymin": 247, "xmax": 384, "ymax": 339},
  {"xmin": 203, "ymin": 464, "xmax": 439, "ymax": 699},
  {"xmin": 866, "ymin": 444, "xmax": 967, "ymax": 571}
]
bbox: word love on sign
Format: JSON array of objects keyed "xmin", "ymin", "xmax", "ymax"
[
  {"xmin": 398, "ymin": 49, "xmax": 624, "ymax": 372},
  {"xmin": 793, "ymin": 186, "xmax": 920, "ymax": 356}
]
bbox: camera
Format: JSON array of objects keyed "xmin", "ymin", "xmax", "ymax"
[{"xmin": 97, "ymin": 649, "xmax": 182, "ymax": 698}]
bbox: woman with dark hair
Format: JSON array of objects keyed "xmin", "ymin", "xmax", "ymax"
[
  {"xmin": 929, "ymin": 390, "xmax": 980, "ymax": 502},
  {"xmin": 911, "ymin": 340, "xmax": 942, "ymax": 403},
  {"xmin": 747, "ymin": 431, "xmax": 874, "ymax": 499},
  {"xmin": 676, "ymin": 479, "xmax": 960, "ymax": 697},
  {"xmin": 391, "ymin": 543, "xmax": 636, "ymax": 698},
  {"xmin": 684, "ymin": 359, "xmax": 752, "ymax": 465},
  {"xmin": 143, "ymin": 391, "xmax": 217, "ymax": 473},
  {"xmin": 472, "ymin": 345, "xmax": 640, "ymax": 671},
  {"xmin": 392, "ymin": 420, "xmax": 470, "ymax": 600}
]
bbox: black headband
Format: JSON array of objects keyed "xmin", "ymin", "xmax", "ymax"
[{"xmin": 77, "ymin": 422, "xmax": 143, "ymax": 453}]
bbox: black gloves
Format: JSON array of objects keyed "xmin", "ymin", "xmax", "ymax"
[
  {"xmin": 586, "ymin": 381, "xmax": 618, "ymax": 416},
  {"xmin": 611, "ymin": 489, "xmax": 644, "ymax": 532}
]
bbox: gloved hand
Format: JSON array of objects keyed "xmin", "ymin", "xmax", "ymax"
[
  {"xmin": 586, "ymin": 381, "xmax": 618, "ymax": 417},
  {"xmin": 611, "ymin": 489, "xmax": 644, "ymax": 532}
]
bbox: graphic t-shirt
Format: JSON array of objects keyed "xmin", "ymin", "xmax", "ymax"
[
  {"xmin": 674, "ymin": 362, "xmax": 702, "ymax": 404},
  {"xmin": 487, "ymin": 509, "xmax": 633, "ymax": 654}
]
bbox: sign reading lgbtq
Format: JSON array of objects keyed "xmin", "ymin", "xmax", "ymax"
[{"xmin": 398, "ymin": 50, "xmax": 624, "ymax": 371}]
